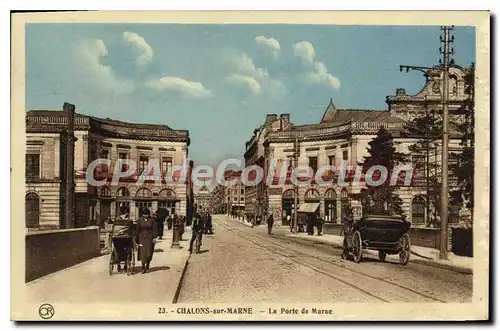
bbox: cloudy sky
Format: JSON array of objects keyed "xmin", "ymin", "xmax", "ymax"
[{"xmin": 25, "ymin": 24, "xmax": 475, "ymax": 167}]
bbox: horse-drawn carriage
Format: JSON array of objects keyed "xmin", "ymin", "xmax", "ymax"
[{"xmin": 341, "ymin": 214, "xmax": 411, "ymax": 265}]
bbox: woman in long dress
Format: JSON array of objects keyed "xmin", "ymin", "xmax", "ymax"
[{"xmin": 136, "ymin": 207, "xmax": 157, "ymax": 273}]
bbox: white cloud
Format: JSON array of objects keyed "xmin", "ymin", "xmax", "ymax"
[
  {"xmin": 255, "ymin": 36, "xmax": 280, "ymax": 58},
  {"xmin": 225, "ymin": 73, "xmax": 261, "ymax": 95},
  {"xmin": 74, "ymin": 39, "xmax": 134, "ymax": 95},
  {"xmin": 123, "ymin": 31, "xmax": 154, "ymax": 67},
  {"xmin": 146, "ymin": 76, "xmax": 212, "ymax": 98},
  {"xmin": 293, "ymin": 41, "xmax": 316, "ymax": 63},
  {"xmin": 225, "ymin": 51, "xmax": 286, "ymax": 97},
  {"xmin": 303, "ymin": 60, "xmax": 341, "ymax": 90}
]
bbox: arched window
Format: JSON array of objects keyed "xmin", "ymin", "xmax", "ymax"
[
  {"xmin": 282, "ymin": 189, "xmax": 295, "ymax": 199},
  {"xmin": 158, "ymin": 188, "xmax": 176, "ymax": 200},
  {"xmin": 304, "ymin": 188, "xmax": 320, "ymax": 201},
  {"xmin": 25, "ymin": 192, "xmax": 40, "ymax": 228},
  {"xmin": 411, "ymin": 195, "xmax": 426, "ymax": 225},
  {"xmin": 117, "ymin": 187, "xmax": 130, "ymax": 197},
  {"xmin": 100, "ymin": 186, "xmax": 111, "ymax": 197},
  {"xmin": 135, "ymin": 187, "xmax": 152, "ymax": 198},
  {"xmin": 325, "ymin": 189, "xmax": 337, "ymax": 199}
]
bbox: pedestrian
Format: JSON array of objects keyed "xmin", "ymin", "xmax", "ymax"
[
  {"xmin": 136, "ymin": 207, "xmax": 157, "ymax": 274},
  {"xmin": 267, "ymin": 214, "xmax": 274, "ymax": 235},
  {"xmin": 316, "ymin": 216, "xmax": 324, "ymax": 236},
  {"xmin": 189, "ymin": 213, "xmax": 203, "ymax": 252},
  {"xmin": 306, "ymin": 215, "xmax": 314, "ymax": 235},
  {"xmin": 207, "ymin": 213, "xmax": 213, "ymax": 234},
  {"xmin": 167, "ymin": 214, "xmax": 173, "ymax": 230}
]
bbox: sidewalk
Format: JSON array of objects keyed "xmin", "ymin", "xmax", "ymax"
[
  {"xmin": 220, "ymin": 215, "xmax": 260, "ymax": 228},
  {"xmin": 287, "ymin": 232, "xmax": 473, "ymax": 274},
  {"xmin": 25, "ymin": 227, "xmax": 192, "ymax": 303}
]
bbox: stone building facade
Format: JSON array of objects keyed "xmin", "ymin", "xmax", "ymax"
[
  {"xmin": 194, "ymin": 184, "xmax": 212, "ymax": 212},
  {"xmin": 244, "ymin": 65, "xmax": 471, "ymax": 227},
  {"xmin": 25, "ymin": 110, "xmax": 191, "ymax": 229}
]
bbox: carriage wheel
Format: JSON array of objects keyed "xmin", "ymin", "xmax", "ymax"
[
  {"xmin": 399, "ymin": 233, "xmax": 410, "ymax": 265},
  {"xmin": 352, "ymin": 231, "xmax": 363, "ymax": 263},
  {"xmin": 378, "ymin": 251, "xmax": 387, "ymax": 262},
  {"xmin": 108, "ymin": 250, "xmax": 115, "ymax": 275}
]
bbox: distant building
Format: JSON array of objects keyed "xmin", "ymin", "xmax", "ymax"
[
  {"xmin": 25, "ymin": 110, "xmax": 191, "ymax": 229},
  {"xmin": 194, "ymin": 183, "xmax": 212, "ymax": 212},
  {"xmin": 244, "ymin": 65, "xmax": 471, "ymax": 227}
]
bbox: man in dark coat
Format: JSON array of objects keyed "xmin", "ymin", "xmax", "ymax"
[
  {"xmin": 136, "ymin": 207, "xmax": 157, "ymax": 273},
  {"xmin": 189, "ymin": 213, "xmax": 203, "ymax": 252},
  {"xmin": 267, "ymin": 214, "xmax": 274, "ymax": 235},
  {"xmin": 156, "ymin": 208, "xmax": 168, "ymax": 239}
]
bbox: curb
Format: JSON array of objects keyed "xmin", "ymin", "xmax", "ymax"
[
  {"xmin": 172, "ymin": 254, "xmax": 191, "ymax": 304},
  {"xmin": 285, "ymin": 234, "xmax": 473, "ymax": 275}
]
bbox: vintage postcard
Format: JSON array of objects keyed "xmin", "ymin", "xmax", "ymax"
[{"xmin": 11, "ymin": 11, "xmax": 490, "ymax": 321}]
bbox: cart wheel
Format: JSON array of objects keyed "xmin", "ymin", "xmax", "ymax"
[
  {"xmin": 399, "ymin": 233, "xmax": 410, "ymax": 265},
  {"xmin": 352, "ymin": 231, "xmax": 363, "ymax": 263},
  {"xmin": 378, "ymin": 251, "xmax": 387, "ymax": 262}
]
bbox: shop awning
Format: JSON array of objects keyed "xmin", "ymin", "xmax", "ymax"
[{"xmin": 297, "ymin": 202, "xmax": 320, "ymax": 213}]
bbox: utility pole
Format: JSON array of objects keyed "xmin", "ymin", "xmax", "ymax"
[
  {"xmin": 439, "ymin": 25, "xmax": 454, "ymax": 260},
  {"xmin": 398, "ymin": 26, "xmax": 454, "ymax": 260},
  {"xmin": 64, "ymin": 102, "xmax": 75, "ymax": 229},
  {"xmin": 293, "ymin": 137, "xmax": 299, "ymax": 233}
]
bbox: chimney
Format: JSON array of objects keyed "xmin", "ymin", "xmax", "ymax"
[
  {"xmin": 265, "ymin": 114, "xmax": 278, "ymax": 124},
  {"xmin": 280, "ymin": 114, "xmax": 290, "ymax": 123},
  {"xmin": 63, "ymin": 102, "xmax": 75, "ymax": 229}
]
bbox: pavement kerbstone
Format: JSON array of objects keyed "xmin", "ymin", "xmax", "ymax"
[{"xmin": 286, "ymin": 232, "xmax": 473, "ymax": 275}]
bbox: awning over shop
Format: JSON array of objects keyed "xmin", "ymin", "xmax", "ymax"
[{"xmin": 297, "ymin": 202, "xmax": 320, "ymax": 213}]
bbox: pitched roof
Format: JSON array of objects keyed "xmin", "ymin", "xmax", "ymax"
[{"xmin": 319, "ymin": 100, "xmax": 404, "ymax": 124}]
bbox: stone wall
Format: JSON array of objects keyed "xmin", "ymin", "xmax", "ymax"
[{"xmin": 25, "ymin": 226, "xmax": 100, "ymax": 282}]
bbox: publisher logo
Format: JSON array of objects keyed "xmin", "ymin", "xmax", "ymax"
[{"xmin": 38, "ymin": 303, "xmax": 54, "ymax": 319}]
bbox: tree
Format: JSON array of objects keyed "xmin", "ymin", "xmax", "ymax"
[
  {"xmin": 353, "ymin": 127, "xmax": 408, "ymax": 218},
  {"xmin": 451, "ymin": 63, "xmax": 475, "ymax": 219},
  {"xmin": 406, "ymin": 106, "xmax": 442, "ymax": 227}
]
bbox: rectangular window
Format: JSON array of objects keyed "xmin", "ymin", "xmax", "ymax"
[
  {"xmin": 287, "ymin": 156, "xmax": 294, "ymax": 171},
  {"xmin": 101, "ymin": 149, "xmax": 109, "ymax": 159},
  {"xmin": 328, "ymin": 155, "xmax": 335, "ymax": 166},
  {"xmin": 26, "ymin": 153, "xmax": 40, "ymax": 179},
  {"xmin": 139, "ymin": 154, "xmax": 149, "ymax": 174},
  {"xmin": 161, "ymin": 157, "xmax": 173, "ymax": 175},
  {"xmin": 342, "ymin": 150, "xmax": 348, "ymax": 161},
  {"xmin": 241, "ymin": 189, "xmax": 244, "ymax": 195},
  {"xmin": 308, "ymin": 156, "xmax": 318, "ymax": 172},
  {"xmin": 118, "ymin": 152, "xmax": 128, "ymax": 172}
]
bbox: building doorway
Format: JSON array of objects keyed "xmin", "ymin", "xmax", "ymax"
[
  {"xmin": 25, "ymin": 192, "xmax": 39, "ymax": 228},
  {"xmin": 324, "ymin": 189, "xmax": 337, "ymax": 223},
  {"xmin": 158, "ymin": 188, "xmax": 177, "ymax": 215},
  {"xmin": 340, "ymin": 188, "xmax": 349, "ymax": 221},
  {"xmin": 135, "ymin": 187, "xmax": 153, "ymax": 216},
  {"xmin": 411, "ymin": 195, "xmax": 426, "ymax": 226},
  {"xmin": 99, "ymin": 186, "xmax": 112, "ymax": 224},
  {"xmin": 281, "ymin": 189, "xmax": 297, "ymax": 226}
]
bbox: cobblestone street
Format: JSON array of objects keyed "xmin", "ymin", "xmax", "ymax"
[{"xmin": 178, "ymin": 215, "xmax": 472, "ymax": 303}]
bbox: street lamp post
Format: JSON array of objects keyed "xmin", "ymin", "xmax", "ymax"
[
  {"xmin": 293, "ymin": 137, "xmax": 300, "ymax": 234},
  {"xmin": 398, "ymin": 26, "xmax": 454, "ymax": 259}
]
